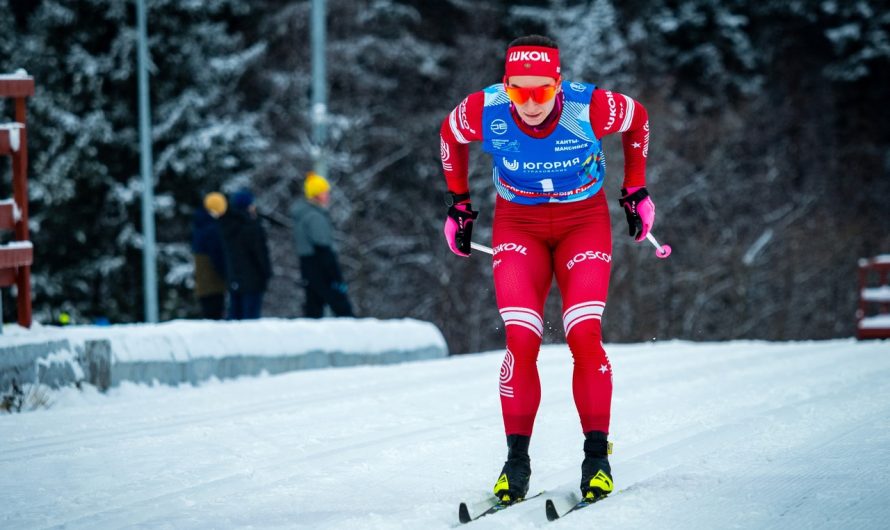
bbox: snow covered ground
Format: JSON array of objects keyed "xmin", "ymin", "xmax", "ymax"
[{"xmin": 2, "ymin": 338, "xmax": 889, "ymax": 529}]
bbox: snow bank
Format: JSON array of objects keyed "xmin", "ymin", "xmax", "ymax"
[{"xmin": 0, "ymin": 318, "xmax": 448, "ymax": 391}]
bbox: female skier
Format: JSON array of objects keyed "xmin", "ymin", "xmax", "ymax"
[{"xmin": 439, "ymin": 35, "xmax": 655, "ymax": 504}]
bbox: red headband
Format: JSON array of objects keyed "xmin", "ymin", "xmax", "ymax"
[{"xmin": 504, "ymin": 45, "xmax": 561, "ymax": 79}]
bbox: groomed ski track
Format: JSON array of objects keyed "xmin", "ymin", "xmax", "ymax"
[{"xmin": 2, "ymin": 339, "xmax": 889, "ymax": 529}]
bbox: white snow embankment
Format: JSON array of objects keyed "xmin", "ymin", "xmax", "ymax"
[{"xmin": 0, "ymin": 318, "xmax": 447, "ymax": 389}]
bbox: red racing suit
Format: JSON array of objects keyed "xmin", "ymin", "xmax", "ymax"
[{"xmin": 440, "ymin": 83, "xmax": 649, "ymax": 436}]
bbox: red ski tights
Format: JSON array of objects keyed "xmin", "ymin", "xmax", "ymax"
[{"xmin": 491, "ymin": 193, "xmax": 613, "ymax": 436}]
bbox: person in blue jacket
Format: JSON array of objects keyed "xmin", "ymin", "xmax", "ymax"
[
  {"xmin": 191, "ymin": 192, "xmax": 228, "ymax": 319},
  {"xmin": 218, "ymin": 188, "xmax": 273, "ymax": 320}
]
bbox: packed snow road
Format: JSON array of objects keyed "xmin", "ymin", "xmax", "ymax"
[{"xmin": 2, "ymin": 339, "xmax": 889, "ymax": 529}]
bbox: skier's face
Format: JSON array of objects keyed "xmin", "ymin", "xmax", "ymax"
[
  {"xmin": 314, "ymin": 191, "xmax": 331, "ymax": 208},
  {"xmin": 505, "ymin": 75, "xmax": 561, "ymax": 127}
]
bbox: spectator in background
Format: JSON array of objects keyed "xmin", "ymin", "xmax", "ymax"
[
  {"xmin": 191, "ymin": 192, "xmax": 228, "ymax": 319},
  {"xmin": 291, "ymin": 172, "xmax": 354, "ymax": 318},
  {"xmin": 219, "ymin": 188, "xmax": 272, "ymax": 320}
]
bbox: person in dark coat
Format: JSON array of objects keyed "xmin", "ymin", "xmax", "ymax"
[
  {"xmin": 191, "ymin": 192, "xmax": 228, "ymax": 319},
  {"xmin": 219, "ymin": 188, "xmax": 272, "ymax": 320},
  {"xmin": 291, "ymin": 172, "xmax": 354, "ymax": 318}
]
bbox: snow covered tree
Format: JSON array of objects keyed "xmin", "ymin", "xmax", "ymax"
[
  {"xmin": 240, "ymin": 0, "xmax": 509, "ymax": 352},
  {"xmin": 0, "ymin": 0, "xmax": 268, "ymax": 323}
]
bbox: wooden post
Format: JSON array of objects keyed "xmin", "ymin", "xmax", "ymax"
[{"xmin": 12, "ymin": 98, "xmax": 30, "ymax": 326}]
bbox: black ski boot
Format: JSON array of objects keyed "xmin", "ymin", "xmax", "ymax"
[
  {"xmin": 493, "ymin": 434, "xmax": 531, "ymax": 504},
  {"xmin": 580, "ymin": 431, "xmax": 613, "ymax": 501}
]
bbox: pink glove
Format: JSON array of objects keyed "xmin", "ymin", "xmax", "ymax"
[
  {"xmin": 618, "ymin": 186, "xmax": 655, "ymax": 242},
  {"xmin": 444, "ymin": 202, "xmax": 478, "ymax": 257}
]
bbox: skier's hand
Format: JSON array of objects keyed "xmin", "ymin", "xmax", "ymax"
[
  {"xmin": 618, "ymin": 186, "xmax": 655, "ymax": 242},
  {"xmin": 444, "ymin": 202, "xmax": 478, "ymax": 257}
]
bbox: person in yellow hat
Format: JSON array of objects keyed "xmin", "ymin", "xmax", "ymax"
[
  {"xmin": 291, "ymin": 172, "xmax": 354, "ymax": 318},
  {"xmin": 191, "ymin": 192, "xmax": 228, "ymax": 319}
]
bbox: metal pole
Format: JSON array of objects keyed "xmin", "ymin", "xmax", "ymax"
[
  {"xmin": 311, "ymin": 0, "xmax": 328, "ymax": 177},
  {"xmin": 470, "ymin": 242, "xmax": 494, "ymax": 255},
  {"xmin": 136, "ymin": 0, "xmax": 158, "ymax": 323}
]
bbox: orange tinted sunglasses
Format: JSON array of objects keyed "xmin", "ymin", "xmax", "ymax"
[{"xmin": 504, "ymin": 77, "xmax": 561, "ymax": 105}]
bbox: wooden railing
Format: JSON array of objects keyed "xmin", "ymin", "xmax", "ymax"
[
  {"xmin": 0, "ymin": 71, "xmax": 34, "ymax": 328},
  {"xmin": 856, "ymin": 255, "xmax": 890, "ymax": 340}
]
